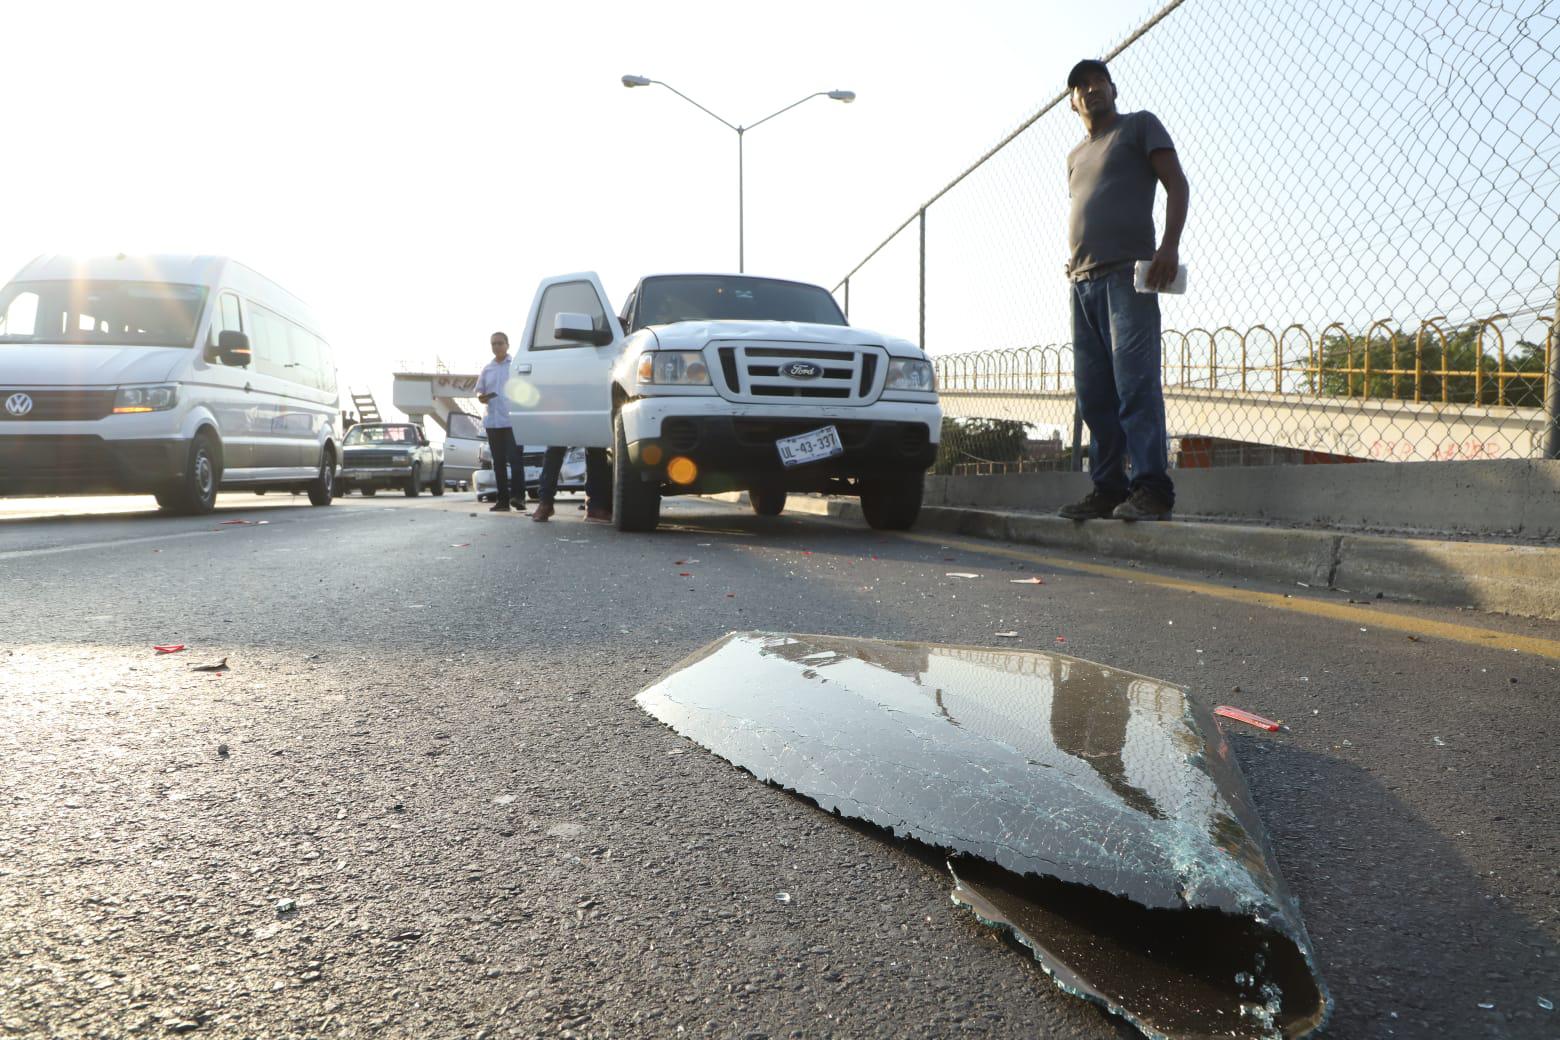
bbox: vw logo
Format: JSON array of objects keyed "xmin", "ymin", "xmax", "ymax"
[
  {"xmin": 4, "ymin": 392, "xmax": 33, "ymax": 417},
  {"xmin": 782, "ymin": 362, "xmax": 822, "ymax": 380}
]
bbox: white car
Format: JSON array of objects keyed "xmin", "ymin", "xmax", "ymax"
[
  {"xmin": 474, "ymin": 444, "xmax": 587, "ymax": 502},
  {"xmin": 506, "ymin": 272, "xmax": 940, "ymax": 532}
]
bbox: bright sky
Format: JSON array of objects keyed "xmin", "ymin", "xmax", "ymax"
[{"xmin": 1, "ymin": 0, "xmax": 1150, "ymax": 412}]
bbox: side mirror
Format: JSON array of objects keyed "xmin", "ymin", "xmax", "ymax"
[
  {"xmin": 214, "ymin": 329, "xmax": 252, "ymax": 367},
  {"xmin": 554, "ymin": 312, "xmax": 614, "ymax": 347}
]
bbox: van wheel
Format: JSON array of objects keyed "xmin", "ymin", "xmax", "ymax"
[
  {"xmin": 155, "ymin": 432, "xmax": 221, "ymax": 515},
  {"xmin": 750, "ymin": 481, "xmax": 787, "ymax": 517},
  {"xmin": 613, "ymin": 411, "xmax": 660, "ymax": 532},
  {"xmin": 404, "ymin": 464, "xmax": 422, "ymax": 497},
  {"xmin": 307, "ymin": 447, "xmax": 336, "ymax": 506},
  {"xmin": 859, "ymin": 471, "xmax": 924, "ymax": 530},
  {"xmin": 430, "ymin": 465, "xmax": 445, "ymax": 496}
]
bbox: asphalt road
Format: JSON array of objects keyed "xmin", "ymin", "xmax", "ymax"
[{"xmin": 2, "ymin": 491, "xmax": 1556, "ymax": 1039}]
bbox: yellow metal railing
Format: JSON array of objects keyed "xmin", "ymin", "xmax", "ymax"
[{"xmin": 933, "ymin": 316, "xmax": 1556, "ymax": 412}]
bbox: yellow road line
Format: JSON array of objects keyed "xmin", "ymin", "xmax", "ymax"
[{"xmin": 894, "ymin": 530, "xmax": 1560, "ymax": 663}]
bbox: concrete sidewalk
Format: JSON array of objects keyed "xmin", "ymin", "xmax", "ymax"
[{"xmin": 714, "ymin": 492, "xmax": 1560, "ymax": 621}]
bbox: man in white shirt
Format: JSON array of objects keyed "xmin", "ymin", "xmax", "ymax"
[{"xmin": 475, "ymin": 332, "xmax": 523, "ymax": 512}]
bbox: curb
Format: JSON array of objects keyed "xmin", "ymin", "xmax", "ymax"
[{"xmin": 710, "ymin": 493, "xmax": 1560, "ymax": 620}]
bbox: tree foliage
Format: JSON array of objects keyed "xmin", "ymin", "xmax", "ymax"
[{"xmin": 933, "ymin": 417, "xmax": 1029, "ymax": 474}]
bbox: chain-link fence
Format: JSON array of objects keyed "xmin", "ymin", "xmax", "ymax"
[{"xmin": 836, "ymin": 0, "xmax": 1560, "ymax": 475}]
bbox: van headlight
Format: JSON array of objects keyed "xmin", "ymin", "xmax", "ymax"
[
  {"xmin": 885, "ymin": 359, "xmax": 936, "ymax": 392},
  {"xmin": 113, "ymin": 385, "xmax": 179, "ymax": 413},
  {"xmin": 636, "ymin": 351, "xmax": 711, "ymax": 386}
]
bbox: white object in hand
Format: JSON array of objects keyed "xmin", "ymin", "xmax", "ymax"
[{"xmin": 1134, "ymin": 260, "xmax": 1188, "ymax": 294}]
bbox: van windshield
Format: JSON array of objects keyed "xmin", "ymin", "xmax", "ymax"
[{"xmin": 0, "ymin": 280, "xmax": 208, "ymax": 348}]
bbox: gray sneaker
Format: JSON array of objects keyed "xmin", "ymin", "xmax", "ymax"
[
  {"xmin": 1112, "ymin": 488, "xmax": 1173, "ymax": 521},
  {"xmin": 1058, "ymin": 489, "xmax": 1127, "ymax": 520}
]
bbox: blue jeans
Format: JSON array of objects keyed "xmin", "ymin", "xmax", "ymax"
[{"xmin": 1071, "ymin": 268, "xmax": 1173, "ymax": 503}]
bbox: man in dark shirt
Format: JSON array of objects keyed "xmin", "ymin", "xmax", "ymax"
[{"xmin": 1057, "ymin": 58, "xmax": 1189, "ymax": 522}]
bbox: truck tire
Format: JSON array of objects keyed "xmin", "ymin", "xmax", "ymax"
[
  {"xmin": 750, "ymin": 482, "xmax": 787, "ymax": 517},
  {"xmin": 430, "ymin": 465, "xmax": 445, "ymax": 496},
  {"xmin": 307, "ymin": 446, "xmax": 336, "ymax": 506},
  {"xmin": 155, "ymin": 431, "xmax": 221, "ymax": 515},
  {"xmin": 859, "ymin": 472, "xmax": 924, "ymax": 530},
  {"xmin": 404, "ymin": 463, "xmax": 422, "ymax": 498},
  {"xmin": 361, "ymin": 487, "xmax": 377, "ymax": 497},
  {"xmin": 613, "ymin": 411, "xmax": 660, "ymax": 532}
]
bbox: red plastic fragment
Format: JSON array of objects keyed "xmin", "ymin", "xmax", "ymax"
[
  {"xmin": 153, "ymin": 644, "xmax": 186, "ymax": 654},
  {"xmin": 679, "ymin": 572, "xmax": 692, "ymax": 577},
  {"xmin": 1214, "ymin": 706, "xmax": 1282, "ymax": 732},
  {"xmin": 1054, "ymin": 636, "xmax": 1067, "ymax": 645}
]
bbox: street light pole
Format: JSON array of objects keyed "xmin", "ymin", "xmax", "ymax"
[{"xmin": 621, "ymin": 76, "xmax": 855, "ymax": 273}]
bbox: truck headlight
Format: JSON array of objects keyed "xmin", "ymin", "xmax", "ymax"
[
  {"xmin": 636, "ymin": 351, "xmax": 711, "ymax": 386},
  {"xmin": 885, "ymin": 359, "xmax": 936, "ymax": 392},
  {"xmin": 113, "ymin": 384, "xmax": 179, "ymax": 413}
]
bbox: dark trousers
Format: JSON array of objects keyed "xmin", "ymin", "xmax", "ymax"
[
  {"xmin": 485, "ymin": 427, "xmax": 522, "ymax": 502},
  {"xmin": 1070, "ymin": 267, "xmax": 1174, "ymax": 503},
  {"xmin": 538, "ymin": 446, "xmax": 611, "ymax": 507}
]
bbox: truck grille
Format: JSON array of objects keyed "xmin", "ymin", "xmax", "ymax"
[
  {"xmin": 0, "ymin": 389, "xmax": 116, "ymax": 421},
  {"xmin": 344, "ymin": 450, "xmax": 407, "ymax": 466},
  {"xmin": 714, "ymin": 344, "xmax": 885, "ymax": 405}
]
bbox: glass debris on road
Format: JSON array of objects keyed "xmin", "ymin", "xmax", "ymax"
[{"xmin": 636, "ymin": 632, "xmax": 1330, "ymax": 1040}]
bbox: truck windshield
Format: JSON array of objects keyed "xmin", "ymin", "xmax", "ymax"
[
  {"xmin": 345, "ymin": 425, "xmax": 422, "ymax": 445},
  {"xmin": 0, "ymin": 280, "xmax": 208, "ymax": 348},
  {"xmin": 634, "ymin": 275, "xmax": 846, "ymax": 330}
]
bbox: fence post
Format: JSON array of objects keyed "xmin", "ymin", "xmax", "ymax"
[
  {"xmin": 1070, "ymin": 404, "xmax": 1084, "ymax": 472},
  {"xmin": 1546, "ymin": 262, "xmax": 1560, "ymax": 458},
  {"xmin": 918, "ymin": 208, "xmax": 927, "ymax": 351}
]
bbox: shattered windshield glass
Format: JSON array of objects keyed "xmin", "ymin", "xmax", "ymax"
[{"xmin": 636, "ymin": 632, "xmax": 1330, "ymax": 1040}]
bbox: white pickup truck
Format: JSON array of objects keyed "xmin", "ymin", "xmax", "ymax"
[{"xmin": 506, "ymin": 272, "xmax": 940, "ymax": 532}]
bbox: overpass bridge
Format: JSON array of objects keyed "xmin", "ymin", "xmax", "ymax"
[{"xmin": 390, "ymin": 371, "xmax": 480, "ymax": 432}]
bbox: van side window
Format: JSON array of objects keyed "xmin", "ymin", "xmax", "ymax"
[
  {"xmin": 249, "ymin": 303, "xmax": 288, "ymax": 380},
  {"xmin": 288, "ymin": 325, "xmax": 321, "ymax": 390},
  {"xmin": 530, "ymin": 281, "xmax": 609, "ymax": 351},
  {"xmin": 314, "ymin": 336, "xmax": 337, "ymax": 394}
]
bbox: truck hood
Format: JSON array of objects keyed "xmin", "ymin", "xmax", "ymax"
[
  {"xmin": 0, "ymin": 344, "xmax": 189, "ymax": 387},
  {"xmin": 646, "ymin": 320, "xmax": 924, "ymax": 359}
]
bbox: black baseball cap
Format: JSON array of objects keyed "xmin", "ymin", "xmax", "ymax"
[{"xmin": 1067, "ymin": 59, "xmax": 1111, "ymax": 89}]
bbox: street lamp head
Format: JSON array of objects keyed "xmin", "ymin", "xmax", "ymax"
[
  {"xmin": 827, "ymin": 89, "xmax": 856, "ymax": 103},
  {"xmin": 622, "ymin": 74, "xmax": 651, "ymax": 88}
]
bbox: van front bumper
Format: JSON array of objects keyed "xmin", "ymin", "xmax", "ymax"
[{"xmin": 0, "ymin": 435, "xmax": 186, "ymax": 495}]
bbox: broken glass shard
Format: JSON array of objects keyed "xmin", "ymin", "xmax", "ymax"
[{"xmin": 636, "ymin": 632, "xmax": 1330, "ymax": 1040}]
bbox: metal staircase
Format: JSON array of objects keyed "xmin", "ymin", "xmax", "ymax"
[{"xmin": 350, "ymin": 389, "xmax": 382, "ymax": 424}]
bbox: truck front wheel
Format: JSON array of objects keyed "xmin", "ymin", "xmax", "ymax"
[
  {"xmin": 613, "ymin": 412, "xmax": 661, "ymax": 532},
  {"xmin": 859, "ymin": 472, "xmax": 924, "ymax": 531}
]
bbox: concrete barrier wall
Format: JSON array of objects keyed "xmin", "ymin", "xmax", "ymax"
[{"xmin": 925, "ymin": 459, "xmax": 1560, "ymax": 540}]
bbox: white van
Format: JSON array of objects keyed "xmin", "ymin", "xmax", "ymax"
[{"xmin": 0, "ymin": 255, "xmax": 341, "ymax": 513}]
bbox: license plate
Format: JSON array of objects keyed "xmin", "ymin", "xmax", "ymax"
[{"xmin": 776, "ymin": 425, "xmax": 844, "ymax": 467}]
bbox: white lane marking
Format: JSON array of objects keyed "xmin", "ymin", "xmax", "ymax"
[{"xmin": 0, "ymin": 509, "xmax": 379, "ymax": 561}]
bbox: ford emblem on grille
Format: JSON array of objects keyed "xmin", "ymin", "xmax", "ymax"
[
  {"xmin": 4, "ymin": 392, "xmax": 34, "ymax": 417},
  {"xmin": 782, "ymin": 362, "xmax": 822, "ymax": 380}
]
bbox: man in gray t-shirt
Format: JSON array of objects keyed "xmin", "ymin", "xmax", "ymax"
[{"xmin": 1057, "ymin": 58, "xmax": 1189, "ymax": 522}]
